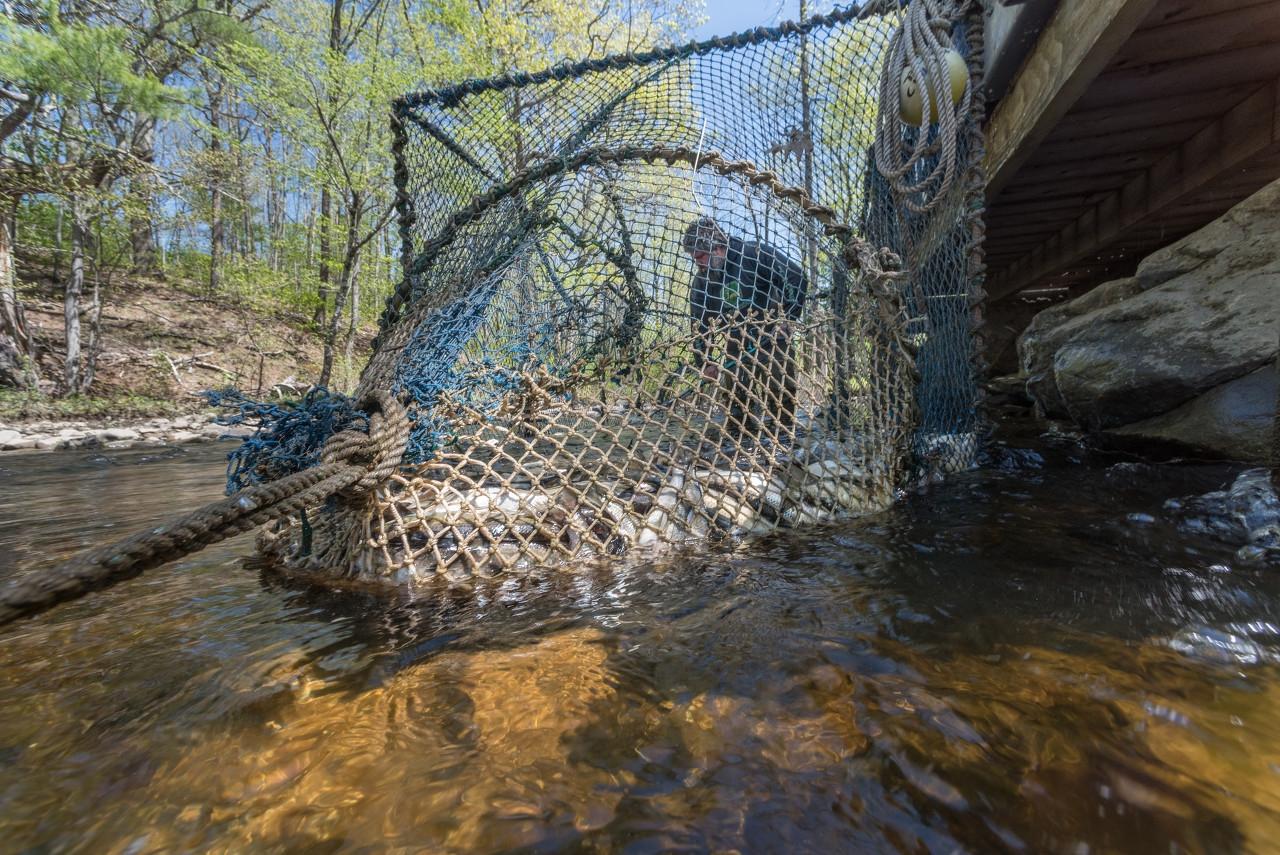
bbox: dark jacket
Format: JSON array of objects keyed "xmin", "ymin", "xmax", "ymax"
[{"xmin": 690, "ymin": 236, "xmax": 807, "ymax": 364}]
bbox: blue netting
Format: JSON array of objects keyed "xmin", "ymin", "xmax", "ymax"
[
  {"xmin": 203, "ymin": 388, "xmax": 369, "ymax": 493},
  {"xmin": 863, "ymin": 112, "xmax": 980, "ymax": 474}
]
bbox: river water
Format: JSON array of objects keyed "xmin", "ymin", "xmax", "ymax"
[{"xmin": 1, "ymin": 430, "xmax": 1278, "ymax": 853}]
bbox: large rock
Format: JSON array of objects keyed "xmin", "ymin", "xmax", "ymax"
[
  {"xmin": 1113, "ymin": 365, "xmax": 1276, "ymax": 461},
  {"xmin": 1018, "ymin": 178, "xmax": 1280, "ymax": 435}
]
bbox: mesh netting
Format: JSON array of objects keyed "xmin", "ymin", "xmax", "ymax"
[{"xmin": 257, "ymin": 0, "xmax": 985, "ymax": 586}]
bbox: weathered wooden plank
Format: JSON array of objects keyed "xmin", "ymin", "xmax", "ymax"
[
  {"xmin": 1035, "ymin": 119, "xmax": 1209, "ymax": 162},
  {"xmin": 1112, "ymin": 2, "xmax": 1280, "ymax": 69},
  {"xmin": 994, "ymin": 172, "xmax": 1139, "ymax": 204},
  {"xmin": 988, "ymin": 210, "xmax": 1092, "ymax": 232},
  {"xmin": 987, "ymin": 212, "xmax": 1081, "ymax": 232},
  {"xmin": 1075, "ymin": 42, "xmax": 1280, "ymax": 111},
  {"xmin": 1141, "ymin": 0, "xmax": 1277, "ymax": 28},
  {"xmin": 988, "ymin": 79, "xmax": 1280, "ymax": 302},
  {"xmin": 1046, "ymin": 87, "xmax": 1248, "ymax": 140},
  {"xmin": 1015, "ymin": 150, "xmax": 1160, "ymax": 184},
  {"xmin": 983, "ymin": 0, "xmax": 1161, "ymax": 197}
]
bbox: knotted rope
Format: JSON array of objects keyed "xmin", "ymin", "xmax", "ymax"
[
  {"xmin": 873, "ymin": 0, "xmax": 970, "ymax": 214},
  {"xmin": 0, "ymin": 391, "xmax": 411, "ymax": 628}
]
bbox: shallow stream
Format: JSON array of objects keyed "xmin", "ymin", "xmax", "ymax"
[{"xmin": 1, "ymin": 430, "xmax": 1278, "ymax": 852}]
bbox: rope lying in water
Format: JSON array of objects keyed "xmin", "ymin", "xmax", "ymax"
[
  {"xmin": 873, "ymin": 0, "xmax": 970, "ymax": 213},
  {"xmin": 0, "ymin": 392, "xmax": 411, "ymax": 628}
]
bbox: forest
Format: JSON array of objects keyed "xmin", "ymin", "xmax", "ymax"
[{"xmin": 0, "ymin": 0, "xmax": 703, "ymax": 411}]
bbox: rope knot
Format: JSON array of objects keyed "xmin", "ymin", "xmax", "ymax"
[{"xmin": 320, "ymin": 390, "xmax": 412, "ymax": 496}]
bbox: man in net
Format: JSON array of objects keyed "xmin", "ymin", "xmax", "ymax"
[{"xmin": 682, "ymin": 217, "xmax": 807, "ymax": 440}]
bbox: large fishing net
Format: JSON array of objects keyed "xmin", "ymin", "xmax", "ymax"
[{"xmin": 254, "ymin": 0, "xmax": 987, "ymax": 587}]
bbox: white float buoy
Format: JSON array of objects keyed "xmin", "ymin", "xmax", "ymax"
[{"xmin": 898, "ymin": 49, "xmax": 967, "ymax": 126}]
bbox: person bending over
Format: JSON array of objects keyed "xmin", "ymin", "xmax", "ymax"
[{"xmin": 681, "ymin": 217, "xmax": 807, "ymax": 439}]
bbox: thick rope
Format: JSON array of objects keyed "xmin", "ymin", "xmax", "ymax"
[
  {"xmin": 873, "ymin": 0, "xmax": 970, "ymax": 214},
  {"xmin": 396, "ymin": 0, "xmax": 900, "ymax": 112},
  {"xmin": 0, "ymin": 392, "xmax": 411, "ymax": 629}
]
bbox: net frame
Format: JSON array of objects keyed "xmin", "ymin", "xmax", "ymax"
[{"xmin": 257, "ymin": 0, "xmax": 989, "ymax": 587}]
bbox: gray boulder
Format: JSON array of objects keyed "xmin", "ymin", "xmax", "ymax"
[
  {"xmin": 1017, "ymin": 177, "xmax": 1280, "ymax": 447},
  {"xmin": 1114, "ymin": 365, "xmax": 1276, "ymax": 461}
]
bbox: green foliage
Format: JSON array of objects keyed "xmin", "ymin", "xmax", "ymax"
[
  {"xmin": 0, "ymin": 389, "xmax": 185, "ymax": 421},
  {"xmin": 16, "ymin": 196, "xmax": 132, "ymax": 263},
  {"xmin": 162, "ymin": 249, "xmax": 320, "ymax": 319},
  {"xmin": 0, "ymin": 8, "xmax": 184, "ymax": 120},
  {"xmin": 1, "ymin": 0, "xmax": 707, "ymax": 397}
]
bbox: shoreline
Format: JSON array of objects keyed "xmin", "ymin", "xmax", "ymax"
[{"xmin": 0, "ymin": 412, "xmax": 252, "ymax": 453}]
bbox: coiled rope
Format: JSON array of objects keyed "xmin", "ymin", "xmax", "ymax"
[
  {"xmin": 0, "ymin": 391, "xmax": 411, "ymax": 628},
  {"xmin": 873, "ymin": 0, "xmax": 970, "ymax": 214}
]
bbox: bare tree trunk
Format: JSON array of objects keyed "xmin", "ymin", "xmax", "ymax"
[
  {"xmin": 318, "ymin": 193, "xmax": 361, "ymax": 388},
  {"xmin": 130, "ymin": 120, "xmax": 159, "ymax": 272},
  {"xmin": 317, "ymin": 257, "xmax": 349, "ymax": 389},
  {"xmin": 304, "ymin": 203, "xmax": 314, "ymax": 268},
  {"xmin": 344, "ymin": 252, "xmax": 361, "ymax": 367},
  {"xmin": 0, "ymin": 193, "xmax": 39, "ymax": 389},
  {"xmin": 53, "ymin": 198, "xmax": 64, "ymax": 283},
  {"xmin": 316, "ymin": 184, "xmax": 331, "ymax": 325},
  {"xmin": 265, "ymin": 137, "xmax": 282, "ymax": 272},
  {"xmin": 236, "ymin": 124, "xmax": 252, "ymax": 258},
  {"xmin": 64, "ymin": 194, "xmax": 86, "ymax": 394},
  {"xmin": 81, "ymin": 220, "xmax": 105, "ymax": 394},
  {"xmin": 315, "ymin": 0, "xmax": 345, "ymax": 328},
  {"xmin": 208, "ymin": 77, "xmax": 225, "ymax": 293}
]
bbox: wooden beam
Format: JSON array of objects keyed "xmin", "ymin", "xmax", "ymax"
[
  {"xmin": 1142, "ymin": 0, "xmax": 1278, "ymax": 29},
  {"xmin": 1035, "ymin": 119, "xmax": 1210, "ymax": 162},
  {"xmin": 983, "ymin": 0, "xmax": 1161, "ymax": 198},
  {"xmin": 1110, "ymin": 2, "xmax": 1280, "ymax": 70},
  {"xmin": 988, "ymin": 79, "xmax": 1280, "ymax": 302},
  {"xmin": 1045, "ymin": 86, "xmax": 1248, "ymax": 141},
  {"xmin": 1015, "ymin": 150, "xmax": 1158, "ymax": 183},
  {"xmin": 994, "ymin": 172, "xmax": 1137, "ymax": 203},
  {"xmin": 1075, "ymin": 42, "xmax": 1280, "ymax": 111}
]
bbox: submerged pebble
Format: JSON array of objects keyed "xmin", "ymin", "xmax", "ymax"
[
  {"xmin": 1166, "ymin": 625, "xmax": 1267, "ymax": 666},
  {"xmin": 1168, "ymin": 469, "xmax": 1280, "ymax": 564}
]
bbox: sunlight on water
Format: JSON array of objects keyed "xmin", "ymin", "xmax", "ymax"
[{"xmin": 0, "ymin": 439, "xmax": 1278, "ymax": 852}]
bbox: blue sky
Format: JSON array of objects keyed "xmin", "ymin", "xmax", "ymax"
[{"xmin": 693, "ymin": 0, "xmax": 806, "ymax": 40}]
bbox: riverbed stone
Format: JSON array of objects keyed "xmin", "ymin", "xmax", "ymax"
[
  {"xmin": 0, "ymin": 410, "xmax": 251, "ymax": 454},
  {"xmin": 1112, "ymin": 365, "xmax": 1276, "ymax": 461},
  {"xmin": 1018, "ymin": 177, "xmax": 1280, "ymax": 440},
  {"xmin": 1168, "ymin": 468, "xmax": 1280, "ymax": 549}
]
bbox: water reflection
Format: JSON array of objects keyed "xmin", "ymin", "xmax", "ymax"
[{"xmin": 0, "ymin": 441, "xmax": 1278, "ymax": 852}]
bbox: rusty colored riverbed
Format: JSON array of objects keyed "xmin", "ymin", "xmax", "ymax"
[{"xmin": 1, "ymin": 433, "xmax": 1278, "ymax": 853}]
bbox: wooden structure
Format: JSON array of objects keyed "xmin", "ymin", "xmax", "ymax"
[{"xmin": 982, "ymin": 0, "xmax": 1280, "ymax": 311}]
